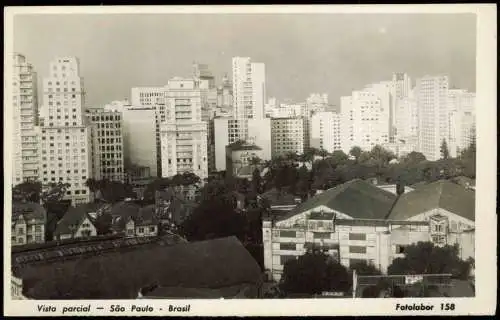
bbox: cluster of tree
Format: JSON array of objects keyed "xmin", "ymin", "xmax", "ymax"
[
  {"xmin": 251, "ymin": 142, "xmax": 476, "ymax": 197},
  {"xmin": 84, "ymin": 179, "xmax": 136, "ymax": 204},
  {"xmin": 279, "ymin": 241, "xmax": 473, "ymax": 298},
  {"xmin": 142, "ymin": 172, "xmax": 201, "ymax": 203}
]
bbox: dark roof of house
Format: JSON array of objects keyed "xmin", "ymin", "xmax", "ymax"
[
  {"xmin": 277, "ymin": 179, "xmax": 397, "ymax": 221},
  {"xmin": 109, "ymin": 201, "xmax": 142, "ymax": 232},
  {"xmin": 134, "ymin": 205, "xmax": 159, "ymax": 226},
  {"xmin": 12, "ymin": 202, "xmax": 46, "ymax": 222},
  {"xmin": 386, "ymin": 180, "xmax": 475, "ymax": 221},
  {"xmin": 260, "ymin": 188, "xmax": 298, "ymax": 207},
  {"xmin": 18, "ymin": 236, "xmax": 262, "ymax": 299},
  {"xmin": 54, "ymin": 203, "xmax": 97, "ymax": 236}
]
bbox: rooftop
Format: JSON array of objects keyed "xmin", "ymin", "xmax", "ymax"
[
  {"xmin": 53, "ymin": 203, "xmax": 98, "ymax": 236},
  {"xmin": 12, "ymin": 202, "xmax": 46, "ymax": 222},
  {"xmin": 16, "ymin": 236, "xmax": 262, "ymax": 299},
  {"xmin": 387, "ymin": 180, "xmax": 475, "ymax": 221},
  {"xmin": 227, "ymin": 140, "xmax": 262, "ymax": 151},
  {"xmin": 277, "ymin": 179, "xmax": 397, "ymax": 221}
]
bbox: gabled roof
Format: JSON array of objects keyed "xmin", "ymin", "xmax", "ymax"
[
  {"xmin": 277, "ymin": 179, "xmax": 397, "ymax": 221},
  {"xmin": 54, "ymin": 204, "xmax": 97, "ymax": 236},
  {"xmin": 12, "ymin": 202, "xmax": 46, "ymax": 222},
  {"xmin": 134, "ymin": 205, "xmax": 159, "ymax": 226},
  {"xmin": 386, "ymin": 180, "xmax": 475, "ymax": 221},
  {"xmin": 20, "ymin": 236, "xmax": 262, "ymax": 299}
]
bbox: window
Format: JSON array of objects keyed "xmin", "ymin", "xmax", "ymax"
[
  {"xmin": 313, "ymin": 232, "xmax": 330, "ymax": 239},
  {"xmin": 280, "ymin": 243, "xmax": 296, "ymax": 251},
  {"xmin": 349, "ymin": 258, "xmax": 366, "ymax": 266},
  {"xmin": 279, "ymin": 230, "xmax": 296, "ymax": 238},
  {"xmin": 149, "ymin": 226, "xmax": 155, "ymax": 232},
  {"xmin": 349, "ymin": 246, "xmax": 366, "ymax": 254},
  {"xmin": 395, "ymin": 245, "xmax": 406, "ymax": 254},
  {"xmin": 138, "ymin": 227, "xmax": 144, "ymax": 233},
  {"xmin": 349, "ymin": 233, "xmax": 367, "ymax": 241}
]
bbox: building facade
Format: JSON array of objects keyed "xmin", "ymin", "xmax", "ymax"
[
  {"xmin": 310, "ymin": 111, "xmax": 341, "ymax": 153},
  {"xmin": 38, "ymin": 57, "xmax": 93, "ymax": 205},
  {"xmin": 416, "ymin": 75, "xmax": 450, "ymax": 161},
  {"xmin": 11, "ymin": 202, "xmax": 47, "ymax": 246},
  {"xmin": 12, "ymin": 53, "xmax": 39, "ymax": 185},
  {"xmin": 160, "ymin": 77, "xmax": 208, "ymax": 180},
  {"xmin": 271, "ymin": 117, "xmax": 306, "ymax": 157},
  {"xmin": 122, "ymin": 106, "xmax": 158, "ymax": 177},
  {"xmin": 86, "ymin": 108, "xmax": 125, "ymax": 182}
]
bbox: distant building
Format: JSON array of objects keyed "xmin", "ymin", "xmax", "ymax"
[
  {"xmin": 155, "ymin": 188, "xmax": 197, "ymax": 226},
  {"xmin": 11, "ymin": 53, "xmax": 39, "ymax": 185},
  {"xmin": 86, "ymin": 108, "xmax": 125, "ymax": 182},
  {"xmin": 226, "ymin": 141, "xmax": 265, "ymax": 179},
  {"xmin": 124, "ymin": 205, "xmax": 159, "ymax": 238},
  {"xmin": 271, "ymin": 117, "xmax": 306, "ymax": 157},
  {"xmin": 258, "ymin": 188, "xmax": 301, "ymax": 214},
  {"xmin": 125, "ymin": 165, "xmax": 154, "ymax": 199},
  {"xmin": 161, "ymin": 77, "xmax": 208, "ymax": 180},
  {"xmin": 11, "ymin": 202, "xmax": 47, "ymax": 246},
  {"xmin": 11, "ymin": 274, "xmax": 28, "ymax": 300},
  {"xmin": 247, "ymin": 118, "xmax": 272, "ymax": 162},
  {"xmin": 213, "ymin": 117, "xmax": 243, "ymax": 171},
  {"xmin": 122, "ymin": 106, "xmax": 158, "ymax": 177},
  {"xmin": 53, "ymin": 204, "xmax": 98, "ymax": 240},
  {"xmin": 310, "ymin": 111, "xmax": 341, "ymax": 153}
]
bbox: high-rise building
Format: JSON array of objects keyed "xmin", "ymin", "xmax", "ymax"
[
  {"xmin": 217, "ymin": 74, "xmax": 233, "ymax": 109},
  {"xmin": 122, "ymin": 106, "xmax": 158, "ymax": 177},
  {"xmin": 160, "ymin": 77, "xmax": 208, "ymax": 180},
  {"xmin": 310, "ymin": 111, "xmax": 341, "ymax": 153},
  {"xmin": 391, "ymin": 73, "xmax": 413, "ymax": 140},
  {"xmin": 340, "ymin": 84, "xmax": 391, "ymax": 153},
  {"xmin": 232, "ymin": 57, "xmax": 266, "ymax": 140},
  {"xmin": 130, "ymin": 86, "xmax": 166, "ymax": 176},
  {"xmin": 38, "ymin": 57, "xmax": 93, "ymax": 205},
  {"xmin": 11, "ymin": 53, "xmax": 39, "ymax": 185},
  {"xmin": 271, "ymin": 117, "xmax": 306, "ymax": 157},
  {"xmin": 306, "ymin": 93, "xmax": 329, "ymax": 115},
  {"xmin": 448, "ymin": 89, "xmax": 476, "ymax": 156},
  {"xmin": 395, "ymin": 91, "xmax": 419, "ymax": 141},
  {"xmin": 247, "ymin": 118, "xmax": 272, "ymax": 161},
  {"xmin": 416, "ymin": 75, "xmax": 450, "ymax": 161},
  {"xmin": 86, "ymin": 108, "xmax": 125, "ymax": 182}
]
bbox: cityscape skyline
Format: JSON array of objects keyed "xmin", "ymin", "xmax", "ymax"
[{"xmin": 14, "ymin": 13, "xmax": 476, "ymax": 107}]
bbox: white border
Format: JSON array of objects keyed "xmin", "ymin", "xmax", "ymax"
[{"xmin": 4, "ymin": 4, "xmax": 497, "ymax": 316}]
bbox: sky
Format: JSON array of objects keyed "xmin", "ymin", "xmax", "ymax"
[{"xmin": 13, "ymin": 13, "xmax": 476, "ymax": 107}]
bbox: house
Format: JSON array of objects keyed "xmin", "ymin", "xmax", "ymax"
[
  {"xmin": 53, "ymin": 204, "xmax": 98, "ymax": 240},
  {"xmin": 11, "ymin": 274, "xmax": 28, "ymax": 300},
  {"xmin": 109, "ymin": 200, "xmax": 142, "ymax": 234},
  {"xmin": 11, "ymin": 202, "xmax": 47, "ymax": 246},
  {"xmin": 15, "ymin": 236, "xmax": 263, "ymax": 299},
  {"xmin": 258, "ymin": 188, "xmax": 301, "ymax": 214},
  {"xmin": 155, "ymin": 188, "xmax": 196, "ymax": 226},
  {"xmin": 225, "ymin": 141, "xmax": 265, "ymax": 179},
  {"xmin": 386, "ymin": 180, "xmax": 475, "ymax": 259},
  {"xmin": 262, "ymin": 179, "xmax": 431, "ymax": 281},
  {"xmin": 124, "ymin": 205, "xmax": 159, "ymax": 238}
]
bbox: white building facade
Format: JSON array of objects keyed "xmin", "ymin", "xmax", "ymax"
[
  {"xmin": 38, "ymin": 57, "xmax": 93, "ymax": 205},
  {"xmin": 271, "ymin": 117, "xmax": 306, "ymax": 157},
  {"xmin": 310, "ymin": 111, "xmax": 341, "ymax": 153},
  {"xmin": 160, "ymin": 77, "xmax": 208, "ymax": 180},
  {"xmin": 12, "ymin": 53, "xmax": 39, "ymax": 185}
]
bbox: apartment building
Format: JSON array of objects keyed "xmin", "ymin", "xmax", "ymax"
[
  {"xmin": 86, "ymin": 108, "xmax": 125, "ymax": 182},
  {"xmin": 232, "ymin": 57, "xmax": 266, "ymax": 140},
  {"xmin": 310, "ymin": 111, "xmax": 341, "ymax": 153},
  {"xmin": 416, "ymin": 75, "xmax": 450, "ymax": 161},
  {"xmin": 11, "ymin": 202, "xmax": 47, "ymax": 246},
  {"xmin": 271, "ymin": 117, "xmax": 306, "ymax": 157},
  {"xmin": 263, "ymin": 179, "xmax": 475, "ymax": 281},
  {"xmin": 122, "ymin": 106, "xmax": 158, "ymax": 177},
  {"xmin": 160, "ymin": 77, "xmax": 208, "ymax": 180},
  {"xmin": 11, "ymin": 53, "xmax": 39, "ymax": 185},
  {"xmin": 38, "ymin": 57, "xmax": 93, "ymax": 205},
  {"xmin": 447, "ymin": 89, "xmax": 476, "ymax": 156}
]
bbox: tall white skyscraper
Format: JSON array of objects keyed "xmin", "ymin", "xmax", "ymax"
[
  {"xmin": 38, "ymin": 57, "xmax": 93, "ymax": 205},
  {"xmin": 122, "ymin": 106, "xmax": 158, "ymax": 177},
  {"xmin": 448, "ymin": 89, "xmax": 476, "ymax": 156},
  {"xmin": 391, "ymin": 73, "xmax": 413, "ymax": 140},
  {"xmin": 160, "ymin": 77, "xmax": 208, "ymax": 180},
  {"xmin": 231, "ymin": 57, "xmax": 266, "ymax": 140},
  {"xmin": 310, "ymin": 111, "xmax": 341, "ymax": 153},
  {"xmin": 395, "ymin": 90, "xmax": 419, "ymax": 141},
  {"xmin": 12, "ymin": 53, "xmax": 39, "ymax": 185},
  {"xmin": 340, "ymin": 84, "xmax": 391, "ymax": 153},
  {"xmin": 416, "ymin": 75, "xmax": 450, "ymax": 161}
]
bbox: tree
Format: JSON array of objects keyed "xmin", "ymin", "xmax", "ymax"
[
  {"xmin": 349, "ymin": 146, "xmax": 362, "ymax": 162},
  {"xmin": 12, "ymin": 181, "xmax": 42, "ymax": 203},
  {"xmin": 41, "ymin": 182, "xmax": 71, "ymax": 203},
  {"xmin": 350, "ymin": 260, "xmax": 382, "ymax": 276},
  {"xmin": 251, "ymin": 168, "xmax": 263, "ymax": 194},
  {"xmin": 318, "ymin": 148, "xmax": 329, "ymax": 160},
  {"xmin": 281, "ymin": 251, "xmax": 351, "ymax": 295},
  {"xmin": 403, "ymin": 151, "xmax": 426, "ymax": 164},
  {"xmin": 440, "ymin": 139, "xmax": 450, "ymax": 160},
  {"xmin": 387, "ymin": 242, "xmax": 472, "ymax": 280},
  {"xmin": 94, "ymin": 213, "xmax": 113, "ymax": 235},
  {"xmin": 84, "ymin": 178, "xmax": 100, "ymax": 193}
]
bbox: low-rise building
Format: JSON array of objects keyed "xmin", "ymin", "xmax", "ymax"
[
  {"xmin": 225, "ymin": 141, "xmax": 265, "ymax": 179},
  {"xmin": 124, "ymin": 205, "xmax": 159, "ymax": 238},
  {"xmin": 11, "ymin": 202, "xmax": 47, "ymax": 246},
  {"xmin": 53, "ymin": 204, "xmax": 98, "ymax": 240}
]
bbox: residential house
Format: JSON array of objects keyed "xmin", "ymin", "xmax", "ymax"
[
  {"xmin": 11, "ymin": 202, "xmax": 47, "ymax": 246},
  {"xmin": 109, "ymin": 200, "xmax": 142, "ymax": 235},
  {"xmin": 11, "ymin": 274, "xmax": 28, "ymax": 300},
  {"xmin": 124, "ymin": 205, "xmax": 159, "ymax": 238},
  {"xmin": 53, "ymin": 204, "xmax": 98, "ymax": 240},
  {"xmin": 258, "ymin": 188, "xmax": 301, "ymax": 215},
  {"xmin": 155, "ymin": 188, "xmax": 196, "ymax": 226}
]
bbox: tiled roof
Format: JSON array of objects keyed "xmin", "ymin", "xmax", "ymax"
[
  {"xmin": 12, "ymin": 202, "xmax": 46, "ymax": 222},
  {"xmin": 277, "ymin": 179, "xmax": 397, "ymax": 221},
  {"xmin": 386, "ymin": 180, "xmax": 475, "ymax": 221},
  {"xmin": 135, "ymin": 205, "xmax": 159, "ymax": 226},
  {"xmin": 18, "ymin": 236, "xmax": 262, "ymax": 299},
  {"xmin": 53, "ymin": 203, "xmax": 98, "ymax": 236}
]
